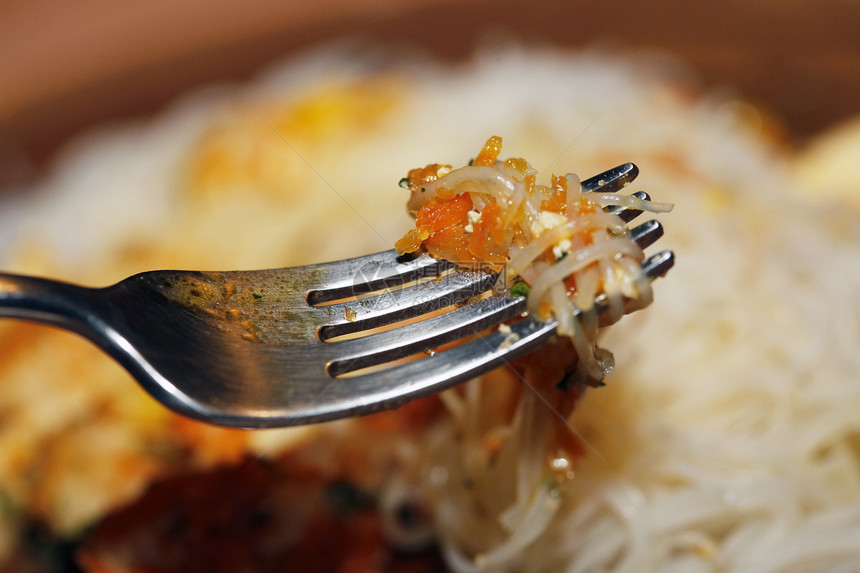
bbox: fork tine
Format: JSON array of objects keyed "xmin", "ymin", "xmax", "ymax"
[
  {"xmin": 629, "ymin": 219, "xmax": 663, "ymax": 249},
  {"xmin": 326, "ymin": 294, "xmax": 523, "ymax": 376},
  {"xmin": 306, "ymin": 251, "xmax": 452, "ymax": 306},
  {"xmin": 316, "ymin": 268, "xmax": 498, "ymax": 340},
  {"xmin": 581, "ymin": 162, "xmax": 638, "ymax": 193},
  {"xmin": 608, "ymin": 190, "xmax": 650, "ymax": 222},
  {"xmin": 641, "ymin": 249, "xmax": 674, "ymax": 279},
  {"xmin": 329, "ymin": 316, "xmax": 558, "ymax": 415}
]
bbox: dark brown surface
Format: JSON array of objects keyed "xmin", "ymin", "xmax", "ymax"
[{"xmin": 1, "ymin": 0, "xmax": 858, "ymax": 189}]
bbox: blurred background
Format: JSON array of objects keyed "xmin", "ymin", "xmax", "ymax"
[{"xmin": 1, "ymin": 0, "xmax": 858, "ymax": 191}]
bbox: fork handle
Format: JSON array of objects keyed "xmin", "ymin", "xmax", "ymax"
[{"xmin": 0, "ymin": 272, "xmax": 103, "ymax": 338}]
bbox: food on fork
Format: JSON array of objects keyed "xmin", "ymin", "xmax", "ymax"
[{"xmin": 396, "ymin": 136, "xmax": 672, "ymax": 385}]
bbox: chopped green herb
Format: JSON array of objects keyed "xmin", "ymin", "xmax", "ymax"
[
  {"xmin": 251, "ymin": 293, "xmax": 263, "ymax": 301},
  {"xmin": 398, "ymin": 177, "xmax": 410, "ymax": 189},
  {"xmin": 468, "ymin": 158, "xmax": 475, "ymax": 166},
  {"xmin": 510, "ymin": 282, "xmax": 531, "ymax": 298},
  {"xmin": 420, "ymin": 187, "xmax": 426, "ymax": 192}
]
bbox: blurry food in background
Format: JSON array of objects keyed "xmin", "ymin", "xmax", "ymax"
[{"xmin": 1, "ymin": 41, "xmax": 860, "ymax": 571}]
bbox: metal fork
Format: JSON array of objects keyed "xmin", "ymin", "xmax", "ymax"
[{"xmin": 0, "ymin": 163, "xmax": 673, "ymax": 428}]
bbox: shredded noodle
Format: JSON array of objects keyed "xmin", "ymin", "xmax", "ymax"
[{"xmin": 397, "ymin": 136, "xmax": 673, "ymax": 383}]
